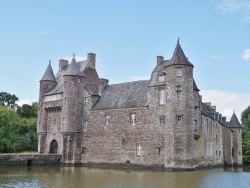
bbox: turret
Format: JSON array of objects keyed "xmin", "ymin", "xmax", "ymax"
[
  {"xmin": 164, "ymin": 39, "xmax": 195, "ymax": 169},
  {"xmin": 38, "ymin": 61, "xmax": 57, "ymax": 153},
  {"xmin": 61, "ymin": 54, "xmax": 85, "ymax": 162},
  {"xmin": 228, "ymin": 111, "xmax": 242, "ymax": 165}
]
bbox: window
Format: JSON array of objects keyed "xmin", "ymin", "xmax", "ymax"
[
  {"xmin": 122, "ymin": 140, "xmax": 126, "ymax": 145},
  {"xmin": 176, "ymin": 90, "xmax": 182, "ymax": 100},
  {"xmin": 157, "ymin": 147, "xmax": 161, "ymax": 155},
  {"xmin": 62, "ymin": 117, "xmax": 65, "ymax": 125},
  {"xmin": 44, "ymin": 94, "xmax": 62, "ymax": 102},
  {"xmin": 159, "ymin": 89, "xmax": 165, "ymax": 105},
  {"xmin": 160, "ymin": 116, "xmax": 165, "ymax": 126},
  {"xmin": 216, "ymin": 135, "xmax": 218, "ymax": 145},
  {"xmin": 136, "ymin": 144, "xmax": 142, "ymax": 156},
  {"xmin": 194, "ymin": 120, "xmax": 197, "ymax": 132},
  {"xmin": 83, "ymin": 120, "xmax": 88, "ymax": 129},
  {"xmin": 82, "ymin": 147, "xmax": 87, "ymax": 154},
  {"xmin": 207, "ymin": 143, "xmax": 213, "ymax": 156},
  {"xmin": 159, "ymin": 75, "xmax": 164, "ymax": 82},
  {"xmin": 206, "ymin": 119, "xmax": 209, "ymax": 136},
  {"xmin": 105, "ymin": 115, "xmax": 110, "ymax": 126},
  {"xmin": 131, "ymin": 113, "xmax": 136, "ymax": 125},
  {"xmin": 177, "ymin": 115, "xmax": 182, "ymax": 123},
  {"xmin": 176, "ymin": 67, "xmax": 182, "ymax": 76}
]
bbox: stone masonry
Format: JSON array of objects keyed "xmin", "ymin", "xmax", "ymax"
[{"xmin": 37, "ymin": 39, "xmax": 242, "ymax": 170}]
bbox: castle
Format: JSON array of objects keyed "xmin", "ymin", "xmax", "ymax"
[{"xmin": 37, "ymin": 40, "xmax": 242, "ymax": 170}]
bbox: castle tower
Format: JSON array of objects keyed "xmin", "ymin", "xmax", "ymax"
[
  {"xmin": 228, "ymin": 112, "xmax": 242, "ymax": 165},
  {"xmin": 38, "ymin": 61, "xmax": 57, "ymax": 153},
  {"xmin": 61, "ymin": 54, "xmax": 85, "ymax": 163},
  {"xmin": 164, "ymin": 39, "xmax": 195, "ymax": 169}
]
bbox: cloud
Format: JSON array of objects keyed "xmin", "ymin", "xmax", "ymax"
[
  {"xmin": 216, "ymin": 0, "xmax": 250, "ymax": 23},
  {"xmin": 200, "ymin": 89, "xmax": 250, "ymax": 121},
  {"xmin": 241, "ymin": 48, "xmax": 250, "ymax": 61},
  {"xmin": 129, "ymin": 76, "xmax": 150, "ymax": 81},
  {"xmin": 16, "ymin": 99, "xmax": 32, "ymax": 106},
  {"xmin": 211, "ymin": 55, "xmax": 226, "ymax": 60},
  {"xmin": 62, "ymin": 55, "xmax": 87, "ymax": 62}
]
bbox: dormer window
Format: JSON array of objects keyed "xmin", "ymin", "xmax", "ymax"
[
  {"xmin": 159, "ymin": 75, "xmax": 164, "ymax": 82},
  {"xmin": 176, "ymin": 68, "xmax": 182, "ymax": 76}
]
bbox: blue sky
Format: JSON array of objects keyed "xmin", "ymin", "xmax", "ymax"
[{"xmin": 0, "ymin": 0, "xmax": 250, "ymax": 120}]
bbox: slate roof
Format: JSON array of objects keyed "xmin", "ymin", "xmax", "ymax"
[
  {"xmin": 40, "ymin": 62, "xmax": 56, "ymax": 82},
  {"xmin": 165, "ymin": 40, "xmax": 193, "ymax": 67},
  {"xmin": 85, "ymin": 83, "xmax": 99, "ymax": 96},
  {"xmin": 193, "ymin": 79, "xmax": 200, "ymax": 91},
  {"xmin": 229, "ymin": 112, "xmax": 242, "ymax": 128},
  {"xmin": 92, "ymin": 80, "xmax": 149, "ymax": 110},
  {"xmin": 64, "ymin": 56, "xmax": 84, "ymax": 77}
]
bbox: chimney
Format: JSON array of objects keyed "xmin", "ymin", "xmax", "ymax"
[
  {"xmin": 157, "ymin": 56, "xmax": 164, "ymax": 66},
  {"xmin": 222, "ymin": 116, "xmax": 227, "ymax": 123},
  {"xmin": 87, "ymin": 53, "xmax": 96, "ymax": 69},
  {"xmin": 59, "ymin": 59, "xmax": 68, "ymax": 71},
  {"xmin": 98, "ymin": 78, "xmax": 109, "ymax": 95}
]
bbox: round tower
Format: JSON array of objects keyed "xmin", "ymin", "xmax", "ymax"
[
  {"xmin": 164, "ymin": 39, "xmax": 195, "ymax": 169},
  {"xmin": 38, "ymin": 61, "xmax": 57, "ymax": 153},
  {"xmin": 61, "ymin": 54, "xmax": 85, "ymax": 163}
]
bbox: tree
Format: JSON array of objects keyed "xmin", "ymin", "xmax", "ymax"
[
  {"xmin": 17, "ymin": 102, "xmax": 38, "ymax": 118},
  {"xmin": 241, "ymin": 105, "xmax": 250, "ymax": 163},
  {"xmin": 0, "ymin": 92, "xmax": 19, "ymax": 108}
]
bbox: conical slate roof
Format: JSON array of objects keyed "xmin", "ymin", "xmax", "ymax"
[
  {"xmin": 193, "ymin": 79, "xmax": 200, "ymax": 91},
  {"xmin": 40, "ymin": 61, "xmax": 56, "ymax": 82},
  {"xmin": 64, "ymin": 54, "xmax": 82, "ymax": 76},
  {"xmin": 166, "ymin": 39, "xmax": 193, "ymax": 67},
  {"xmin": 229, "ymin": 112, "xmax": 242, "ymax": 128}
]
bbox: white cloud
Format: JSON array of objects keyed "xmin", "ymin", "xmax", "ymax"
[
  {"xmin": 216, "ymin": 0, "xmax": 250, "ymax": 23},
  {"xmin": 211, "ymin": 55, "xmax": 226, "ymax": 60},
  {"xmin": 200, "ymin": 89, "xmax": 250, "ymax": 121},
  {"xmin": 40, "ymin": 31, "xmax": 48, "ymax": 35},
  {"xmin": 241, "ymin": 49, "xmax": 250, "ymax": 61},
  {"xmin": 62, "ymin": 55, "xmax": 87, "ymax": 62},
  {"xmin": 129, "ymin": 76, "xmax": 150, "ymax": 81},
  {"xmin": 16, "ymin": 99, "xmax": 32, "ymax": 106}
]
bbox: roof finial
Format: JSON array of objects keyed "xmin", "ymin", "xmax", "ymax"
[
  {"xmin": 233, "ymin": 109, "xmax": 235, "ymax": 113},
  {"xmin": 177, "ymin": 37, "xmax": 180, "ymax": 43},
  {"xmin": 73, "ymin": 53, "xmax": 75, "ymax": 58},
  {"xmin": 49, "ymin": 60, "xmax": 51, "ymax": 64}
]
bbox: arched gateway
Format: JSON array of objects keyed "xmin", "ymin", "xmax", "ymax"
[{"xmin": 49, "ymin": 140, "xmax": 58, "ymax": 154}]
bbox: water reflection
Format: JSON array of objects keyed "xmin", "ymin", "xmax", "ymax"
[{"xmin": 0, "ymin": 166, "xmax": 250, "ymax": 188}]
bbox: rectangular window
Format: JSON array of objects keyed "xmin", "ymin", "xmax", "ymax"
[
  {"xmin": 206, "ymin": 119, "xmax": 209, "ymax": 136},
  {"xmin": 207, "ymin": 142, "xmax": 213, "ymax": 156},
  {"xmin": 177, "ymin": 115, "xmax": 182, "ymax": 123},
  {"xmin": 159, "ymin": 89, "xmax": 165, "ymax": 105},
  {"xmin": 83, "ymin": 120, "xmax": 88, "ymax": 129},
  {"xmin": 176, "ymin": 68, "xmax": 182, "ymax": 76},
  {"xmin": 194, "ymin": 119, "xmax": 197, "ymax": 132},
  {"xmin": 160, "ymin": 116, "xmax": 165, "ymax": 126},
  {"xmin": 159, "ymin": 75, "xmax": 164, "ymax": 82},
  {"xmin": 136, "ymin": 144, "xmax": 142, "ymax": 156},
  {"xmin": 176, "ymin": 90, "xmax": 182, "ymax": 100},
  {"xmin": 105, "ymin": 115, "xmax": 110, "ymax": 126},
  {"xmin": 130, "ymin": 113, "xmax": 136, "ymax": 125}
]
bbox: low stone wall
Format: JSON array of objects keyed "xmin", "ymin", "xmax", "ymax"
[{"xmin": 0, "ymin": 154, "xmax": 62, "ymax": 166}]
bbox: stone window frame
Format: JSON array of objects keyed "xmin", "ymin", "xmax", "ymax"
[
  {"xmin": 158, "ymin": 88, "xmax": 166, "ymax": 105},
  {"xmin": 62, "ymin": 117, "xmax": 65, "ymax": 126},
  {"xmin": 130, "ymin": 113, "xmax": 136, "ymax": 125},
  {"xmin": 176, "ymin": 90, "xmax": 182, "ymax": 100},
  {"xmin": 159, "ymin": 75, "xmax": 165, "ymax": 82},
  {"xmin": 194, "ymin": 119, "xmax": 198, "ymax": 132},
  {"xmin": 136, "ymin": 144, "xmax": 142, "ymax": 156},
  {"xmin": 176, "ymin": 115, "xmax": 182, "ymax": 123},
  {"xmin": 176, "ymin": 67, "xmax": 182, "ymax": 77},
  {"xmin": 105, "ymin": 114, "xmax": 110, "ymax": 126},
  {"xmin": 160, "ymin": 116, "xmax": 165, "ymax": 126},
  {"xmin": 82, "ymin": 119, "xmax": 88, "ymax": 130}
]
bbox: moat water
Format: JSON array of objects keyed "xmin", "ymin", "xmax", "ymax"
[{"xmin": 1, "ymin": 166, "xmax": 250, "ymax": 188}]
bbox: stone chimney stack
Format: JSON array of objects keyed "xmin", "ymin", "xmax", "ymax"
[
  {"xmin": 87, "ymin": 53, "xmax": 96, "ymax": 69},
  {"xmin": 59, "ymin": 59, "xmax": 69, "ymax": 71},
  {"xmin": 157, "ymin": 56, "xmax": 164, "ymax": 66}
]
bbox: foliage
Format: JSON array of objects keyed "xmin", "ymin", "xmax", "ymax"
[
  {"xmin": 17, "ymin": 102, "xmax": 38, "ymax": 118},
  {"xmin": 0, "ymin": 99, "xmax": 37, "ymax": 153},
  {"xmin": 241, "ymin": 105, "xmax": 250, "ymax": 163},
  {"xmin": 0, "ymin": 92, "xmax": 19, "ymax": 108}
]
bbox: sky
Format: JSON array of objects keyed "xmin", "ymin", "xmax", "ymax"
[{"xmin": 0, "ymin": 0, "xmax": 250, "ymax": 121}]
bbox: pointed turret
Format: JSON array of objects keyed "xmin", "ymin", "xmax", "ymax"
[
  {"xmin": 229, "ymin": 111, "xmax": 242, "ymax": 128},
  {"xmin": 40, "ymin": 61, "xmax": 56, "ymax": 81},
  {"xmin": 64, "ymin": 54, "xmax": 83, "ymax": 76},
  {"xmin": 166, "ymin": 38, "xmax": 193, "ymax": 67}
]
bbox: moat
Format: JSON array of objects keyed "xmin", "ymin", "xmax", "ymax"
[{"xmin": 1, "ymin": 166, "xmax": 250, "ymax": 188}]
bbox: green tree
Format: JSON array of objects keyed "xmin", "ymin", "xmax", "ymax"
[
  {"xmin": 17, "ymin": 102, "xmax": 38, "ymax": 118},
  {"xmin": 241, "ymin": 105, "xmax": 250, "ymax": 163},
  {"xmin": 0, "ymin": 92, "xmax": 19, "ymax": 108}
]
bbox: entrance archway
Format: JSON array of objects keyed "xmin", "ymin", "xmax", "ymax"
[{"xmin": 49, "ymin": 140, "xmax": 58, "ymax": 154}]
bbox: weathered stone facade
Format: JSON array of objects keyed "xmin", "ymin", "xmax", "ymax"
[{"xmin": 37, "ymin": 40, "xmax": 242, "ymax": 170}]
